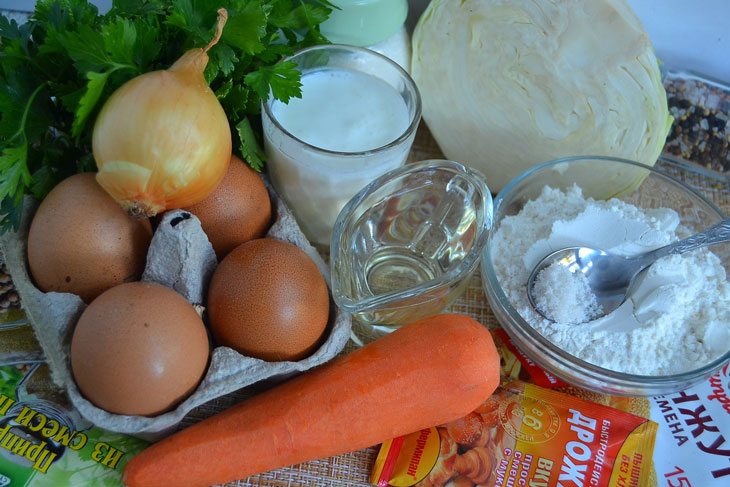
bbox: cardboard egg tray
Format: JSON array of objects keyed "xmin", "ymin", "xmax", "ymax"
[{"xmin": 0, "ymin": 176, "xmax": 352, "ymax": 440}]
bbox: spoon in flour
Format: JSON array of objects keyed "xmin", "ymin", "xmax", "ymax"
[{"xmin": 527, "ymin": 218, "xmax": 730, "ymax": 323}]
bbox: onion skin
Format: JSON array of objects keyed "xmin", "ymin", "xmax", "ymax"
[{"xmin": 93, "ymin": 13, "xmax": 232, "ymax": 218}]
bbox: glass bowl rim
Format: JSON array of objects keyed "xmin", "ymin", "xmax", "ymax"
[
  {"xmin": 261, "ymin": 44, "xmax": 422, "ymax": 158},
  {"xmin": 332, "ymin": 159, "xmax": 493, "ymax": 313},
  {"xmin": 481, "ymin": 155, "xmax": 730, "ymax": 391}
]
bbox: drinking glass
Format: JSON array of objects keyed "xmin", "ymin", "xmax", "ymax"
[{"xmin": 262, "ymin": 44, "xmax": 421, "ymax": 249}]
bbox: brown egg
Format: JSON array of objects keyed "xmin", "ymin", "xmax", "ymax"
[
  {"xmin": 183, "ymin": 155, "xmax": 271, "ymax": 260},
  {"xmin": 207, "ymin": 238, "xmax": 329, "ymax": 362},
  {"xmin": 27, "ymin": 173, "xmax": 153, "ymax": 303},
  {"xmin": 71, "ymin": 282, "xmax": 209, "ymax": 416}
]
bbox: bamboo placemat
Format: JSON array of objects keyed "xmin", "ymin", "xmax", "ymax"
[
  {"xmin": 199, "ymin": 122, "xmax": 730, "ymax": 487},
  {"xmin": 1, "ymin": 95, "xmax": 729, "ymax": 487}
]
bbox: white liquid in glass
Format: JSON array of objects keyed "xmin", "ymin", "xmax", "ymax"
[
  {"xmin": 264, "ymin": 67, "xmax": 414, "ymax": 247},
  {"xmin": 271, "ymin": 68, "xmax": 410, "ymax": 152}
]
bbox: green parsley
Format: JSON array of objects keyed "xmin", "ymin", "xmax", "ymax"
[{"xmin": 0, "ymin": 0, "xmax": 333, "ymax": 232}]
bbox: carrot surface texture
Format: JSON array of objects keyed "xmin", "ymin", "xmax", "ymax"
[{"xmin": 123, "ymin": 313, "xmax": 500, "ymax": 487}]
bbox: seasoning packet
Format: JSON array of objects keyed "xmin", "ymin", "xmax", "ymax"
[
  {"xmin": 494, "ymin": 327, "xmax": 730, "ymax": 485},
  {"xmin": 371, "ymin": 380, "xmax": 658, "ymax": 487},
  {"xmin": 649, "ymin": 365, "xmax": 730, "ymax": 485},
  {"xmin": 0, "ymin": 320, "xmax": 147, "ymax": 487}
]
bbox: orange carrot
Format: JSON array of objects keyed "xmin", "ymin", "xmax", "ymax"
[{"xmin": 123, "ymin": 313, "xmax": 500, "ymax": 487}]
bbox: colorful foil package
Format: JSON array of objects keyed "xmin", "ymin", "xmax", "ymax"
[
  {"xmin": 0, "ymin": 320, "xmax": 147, "ymax": 487},
  {"xmin": 371, "ymin": 380, "xmax": 658, "ymax": 487},
  {"xmin": 494, "ymin": 329, "xmax": 730, "ymax": 486}
]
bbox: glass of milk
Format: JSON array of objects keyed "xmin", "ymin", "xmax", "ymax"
[{"xmin": 262, "ymin": 44, "xmax": 422, "ymax": 248}]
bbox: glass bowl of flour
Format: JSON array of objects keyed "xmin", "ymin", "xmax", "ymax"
[{"xmin": 481, "ymin": 156, "xmax": 730, "ymax": 396}]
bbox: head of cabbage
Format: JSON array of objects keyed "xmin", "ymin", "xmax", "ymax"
[{"xmin": 411, "ymin": 0, "xmax": 673, "ymax": 193}]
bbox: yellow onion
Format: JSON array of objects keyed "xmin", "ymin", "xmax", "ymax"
[{"xmin": 92, "ymin": 9, "xmax": 232, "ymax": 218}]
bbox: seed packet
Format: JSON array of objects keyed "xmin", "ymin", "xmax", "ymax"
[
  {"xmin": 371, "ymin": 380, "xmax": 658, "ymax": 487},
  {"xmin": 649, "ymin": 364, "xmax": 730, "ymax": 486},
  {"xmin": 0, "ymin": 320, "xmax": 147, "ymax": 487}
]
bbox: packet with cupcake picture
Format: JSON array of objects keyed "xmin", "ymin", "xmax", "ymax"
[
  {"xmin": 493, "ymin": 330, "xmax": 730, "ymax": 486},
  {"xmin": 371, "ymin": 380, "xmax": 658, "ymax": 487}
]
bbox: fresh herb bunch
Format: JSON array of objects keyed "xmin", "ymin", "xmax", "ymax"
[{"xmin": 0, "ymin": 0, "xmax": 333, "ymax": 232}]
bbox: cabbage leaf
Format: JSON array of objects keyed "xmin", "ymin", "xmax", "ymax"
[{"xmin": 412, "ymin": 0, "xmax": 673, "ymax": 192}]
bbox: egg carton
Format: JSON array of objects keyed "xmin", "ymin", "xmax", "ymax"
[{"xmin": 0, "ymin": 177, "xmax": 352, "ymax": 440}]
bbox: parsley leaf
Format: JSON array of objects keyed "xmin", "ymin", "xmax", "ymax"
[
  {"xmin": 131, "ymin": 19, "xmax": 161, "ymax": 70},
  {"xmin": 167, "ymin": 0, "xmax": 198, "ymax": 28},
  {"xmin": 0, "ymin": 195, "xmax": 22, "ymax": 234},
  {"xmin": 222, "ymin": 1, "xmax": 267, "ymax": 55},
  {"xmin": 60, "ymin": 24, "xmax": 112, "ymax": 73},
  {"xmin": 0, "ymin": 146, "xmax": 31, "ymax": 206},
  {"xmin": 0, "ymin": 0, "xmax": 332, "ymax": 232},
  {"xmin": 0, "ymin": 144, "xmax": 31, "ymax": 231},
  {"xmin": 212, "ymin": 43, "xmax": 238, "ymax": 77},
  {"xmin": 109, "ymin": 0, "xmax": 167, "ymax": 17},
  {"xmin": 101, "ymin": 18, "xmax": 138, "ymax": 66},
  {"xmin": 72, "ymin": 70, "xmax": 115, "ymax": 138},
  {"xmin": 245, "ymin": 60, "xmax": 301, "ymax": 103},
  {"xmin": 236, "ymin": 118, "xmax": 265, "ymax": 171},
  {"xmin": 31, "ymin": 165, "xmax": 61, "ymax": 200},
  {"xmin": 0, "ymin": 15, "xmax": 20, "ymax": 40},
  {"xmin": 215, "ymin": 78, "xmax": 233, "ymax": 99},
  {"xmin": 271, "ymin": 3, "xmax": 330, "ymax": 30},
  {"xmin": 0, "ymin": 79, "xmax": 48, "ymax": 229},
  {"xmin": 220, "ymin": 83, "xmax": 251, "ymax": 120}
]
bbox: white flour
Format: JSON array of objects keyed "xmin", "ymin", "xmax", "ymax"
[
  {"xmin": 491, "ymin": 185, "xmax": 730, "ymax": 375},
  {"xmin": 532, "ymin": 262, "xmax": 603, "ymax": 324}
]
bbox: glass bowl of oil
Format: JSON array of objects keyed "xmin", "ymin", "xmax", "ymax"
[{"xmin": 330, "ymin": 159, "xmax": 493, "ymax": 345}]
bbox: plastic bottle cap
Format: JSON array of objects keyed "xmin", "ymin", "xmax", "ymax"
[{"xmin": 319, "ymin": 0, "xmax": 409, "ymax": 47}]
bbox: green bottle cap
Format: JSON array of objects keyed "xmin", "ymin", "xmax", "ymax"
[{"xmin": 320, "ymin": 0, "xmax": 408, "ymax": 47}]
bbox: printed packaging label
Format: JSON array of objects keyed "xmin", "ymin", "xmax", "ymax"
[
  {"xmin": 495, "ymin": 329, "xmax": 730, "ymax": 486},
  {"xmin": 650, "ymin": 363, "xmax": 730, "ymax": 486},
  {"xmin": 372, "ymin": 380, "xmax": 658, "ymax": 487},
  {"xmin": 0, "ymin": 359, "xmax": 146, "ymax": 486}
]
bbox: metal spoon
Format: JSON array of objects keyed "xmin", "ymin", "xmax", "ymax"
[{"xmin": 527, "ymin": 218, "xmax": 730, "ymax": 322}]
